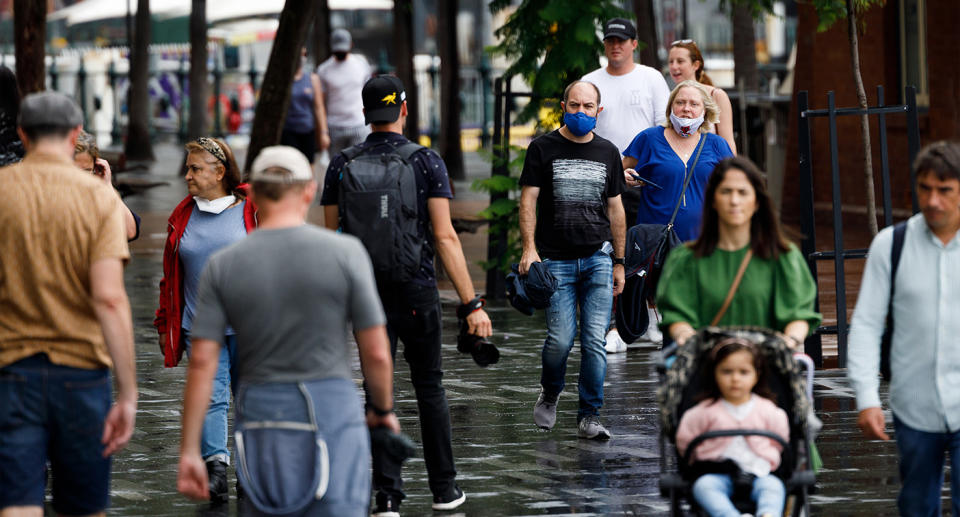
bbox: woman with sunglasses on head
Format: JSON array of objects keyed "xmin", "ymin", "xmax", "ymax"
[
  {"xmin": 654, "ymin": 156, "xmax": 820, "ymax": 347},
  {"xmin": 669, "ymin": 40, "xmax": 737, "ymax": 154},
  {"xmin": 154, "ymin": 137, "xmax": 257, "ymax": 504}
]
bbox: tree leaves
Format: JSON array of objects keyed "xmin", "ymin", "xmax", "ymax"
[{"xmin": 489, "ymin": 0, "xmax": 628, "ymax": 125}]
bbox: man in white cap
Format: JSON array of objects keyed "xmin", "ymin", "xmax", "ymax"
[
  {"xmin": 177, "ymin": 146, "xmax": 398, "ymax": 515},
  {"xmin": 316, "ymin": 28, "xmax": 373, "ymax": 157}
]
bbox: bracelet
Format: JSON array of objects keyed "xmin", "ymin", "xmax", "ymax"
[
  {"xmin": 456, "ymin": 295, "xmax": 486, "ymax": 319},
  {"xmin": 367, "ymin": 403, "xmax": 394, "ymax": 416},
  {"xmin": 613, "ymin": 257, "xmax": 625, "ymax": 265}
]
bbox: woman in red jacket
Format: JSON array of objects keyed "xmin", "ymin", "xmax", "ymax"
[{"xmin": 154, "ymin": 137, "xmax": 256, "ymax": 503}]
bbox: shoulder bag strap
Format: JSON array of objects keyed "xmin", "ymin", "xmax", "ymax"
[
  {"xmin": 667, "ymin": 133, "xmax": 707, "ymax": 228},
  {"xmin": 710, "ymin": 249, "xmax": 753, "ymax": 326}
]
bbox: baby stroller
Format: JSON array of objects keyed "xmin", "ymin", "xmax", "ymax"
[{"xmin": 656, "ymin": 326, "xmax": 818, "ymax": 516}]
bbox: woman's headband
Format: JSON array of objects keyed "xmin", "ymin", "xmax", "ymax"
[{"xmin": 196, "ymin": 137, "xmax": 226, "ymax": 164}]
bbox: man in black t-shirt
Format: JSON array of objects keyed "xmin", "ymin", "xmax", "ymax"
[
  {"xmin": 322, "ymin": 75, "xmax": 492, "ymax": 516},
  {"xmin": 519, "ymin": 80, "xmax": 626, "ymax": 440}
]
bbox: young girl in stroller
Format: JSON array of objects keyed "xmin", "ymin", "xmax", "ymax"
[{"xmin": 676, "ymin": 337, "xmax": 788, "ymax": 517}]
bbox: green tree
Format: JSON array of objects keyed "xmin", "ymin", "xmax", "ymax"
[{"xmin": 488, "ymin": 0, "xmax": 628, "ymax": 124}]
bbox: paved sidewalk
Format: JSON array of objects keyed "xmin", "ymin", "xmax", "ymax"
[{"xmin": 105, "ymin": 139, "xmax": 913, "ymax": 516}]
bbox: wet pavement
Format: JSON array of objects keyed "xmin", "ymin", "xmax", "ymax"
[{"xmin": 77, "ymin": 141, "xmax": 940, "ymax": 515}]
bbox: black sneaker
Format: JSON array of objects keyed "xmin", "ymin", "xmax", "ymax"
[
  {"xmin": 372, "ymin": 492, "xmax": 401, "ymax": 517},
  {"xmin": 432, "ymin": 486, "xmax": 466, "ymax": 511},
  {"xmin": 206, "ymin": 459, "xmax": 229, "ymax": 505}
]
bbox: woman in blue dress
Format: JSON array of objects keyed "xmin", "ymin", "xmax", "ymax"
[
  {"xmin": 622, "ymin": 79, "xmax": 734, "ymax": 242},
  {"xmin": 612, "ymin": 80, "xmax": 733, "ymax": 347}
]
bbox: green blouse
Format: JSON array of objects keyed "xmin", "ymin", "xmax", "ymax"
[{"xmin": 655, "ymin": 243, "xmax": 822, "ymax": 334}]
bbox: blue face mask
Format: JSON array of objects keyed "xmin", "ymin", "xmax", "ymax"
[{"xmin": 563, "ymin": 111, "xmax": 597, "ymax": 137}]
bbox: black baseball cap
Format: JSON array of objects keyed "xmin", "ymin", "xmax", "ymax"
[
  {"xmin": 603, "ymin": 18, "xmax": 637, "ymax": 40},
  {"xmin": 362, "ymin": 75, "xmax": 406, "ymax": 125},
  {"xmin": 18, "ymin": 91, "xmax": 83, "ymax": 129}
]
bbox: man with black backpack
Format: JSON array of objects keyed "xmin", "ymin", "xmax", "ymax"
[
  {"xmin": 848, "ymin": 141, "xmax": 960, "ymax": 516},
  {"xmin": 321, "ymin": 75, "xmax": 492, "ymax": 516}
]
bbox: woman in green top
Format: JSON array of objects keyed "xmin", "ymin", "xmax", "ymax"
[{"xmin": 656, "ymin": 156, "xmax": 822, "ymax": 347}]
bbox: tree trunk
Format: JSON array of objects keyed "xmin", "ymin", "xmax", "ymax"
[
  {"xmin": 13, "ymin": 0, "xmax": 46, "ymax": 95},
  {"xmin": 188, "ymin": 0, "xmax": 208, "ymax": 140},
  {"xmin": 393, "ymin": 0, "xmax": 420, "ymax": 142},
  {"xmin": 731, "ymin": 3, "xmax": 758, "ymax": 92},
  {"xmin": 244, "ymin": 0, "xmax": 318, "ymax": 172},
  {"xmin": 312, "ymin": 0, "xmax": 331, "ymax": 69},
  {"xmin": 125, "ymin": 0, "xmax": 155, "ymax": 161},
  {"xmin": 633, "ymin": 0, "xmax": 661, "ymax": 70},
  {"xmin": 846, "ymin": 0, "xmax": 878, "ymax": 235},
  {"xmin": 438, "ymin": 0, "xmax": 463, "ymax": 179}
]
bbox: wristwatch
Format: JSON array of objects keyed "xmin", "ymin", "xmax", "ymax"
[{"xmin": 612, "ymin": 257, "xmax": 625, "ymax": 265}]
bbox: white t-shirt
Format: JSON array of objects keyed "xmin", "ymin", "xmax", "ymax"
[
  {"xmin": 316, "ymin": 54, "xmax": 372, "ymax": 128},
  {"xmin": 581, "ymin": 64, "xmax": 670, "ymax": 154}
]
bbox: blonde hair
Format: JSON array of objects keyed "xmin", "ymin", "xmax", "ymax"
[
  {"xmin": 662, "ymin": 80, "xmax": 719, "ymax": 134},
  {"xmin": 74, "ymin": 129, "xmax": 99, "ymax": 160}
]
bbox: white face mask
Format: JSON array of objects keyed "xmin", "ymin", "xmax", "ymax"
[
  {"xmin": 670, "ymin": 112, "xmax": 705, "ymax": 138},
  {"xmin": 194, "ymin": 194, "xmax": 236, "ymax": 214}
]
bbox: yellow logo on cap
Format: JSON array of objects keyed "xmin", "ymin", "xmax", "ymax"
[{"xmin": 381, "ymin": 92, "xmax": 397, "ymax": 105}]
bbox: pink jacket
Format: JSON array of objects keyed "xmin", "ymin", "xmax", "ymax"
[{"xmin": 676, "ymin": 396, "xmax": 789, "ymax": 471}]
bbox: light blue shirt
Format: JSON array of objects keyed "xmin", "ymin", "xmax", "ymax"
[
  {"xmin": 179, "ymin": 201, "xmax": 247, "ymax": 333},
  {"xmin": 848, "ymin": 213, "xmax": 960, "ymax": 433}
]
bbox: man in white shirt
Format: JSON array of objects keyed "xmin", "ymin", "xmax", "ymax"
[
  {"xmin": 581, "ymin": 18, "xmax": 670, "ymax": 155},
  {"xmin": 582, "ymin": 18, "xmax": 670, "ymax": 350},
  {"xmin": 848, "ymin": 141, "xmax": 960, "ymax": 517},
  {"xmin": 316, "ymin": 28, "xmax": 373, "ymax": 157}
]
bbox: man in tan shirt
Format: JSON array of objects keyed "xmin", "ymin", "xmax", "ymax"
[{"xmin": 0, "ymin": 92, "xmax": 137, "ymax": 516}]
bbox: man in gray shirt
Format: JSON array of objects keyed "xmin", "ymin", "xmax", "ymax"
[
  {"xmin": 848, "ymin": 141, "xmax": 960, "ymax": 516},
  {"xmin": 177, "ymin": 146, "xmax": 398, "ymax": 515}
]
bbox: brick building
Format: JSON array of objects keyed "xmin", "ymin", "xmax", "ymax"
[{"xmin": 784, "ymin": 0, "xmax": 960, "ymax": 227}]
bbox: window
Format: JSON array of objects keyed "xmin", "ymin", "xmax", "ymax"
[{"xmin": 899, "ymin": 0, "xmax": 928, "ymax": 107}]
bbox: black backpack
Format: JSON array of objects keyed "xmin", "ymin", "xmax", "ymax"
[{"xmin": 338, "ymin": 142, "xmax": 424, "ymax": 283}]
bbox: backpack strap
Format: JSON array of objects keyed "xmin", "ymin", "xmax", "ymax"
[
  {"xmin": 394, "ymin": 142, "xmax": 425, "ymax": 162},
  {"xmin": 881, "ymin": 220, "xmax": 908, "ymax": 380},
  {"xmin": 340, "ymin": 141, "xmax": 423, "ymax": 163},
  {"xmin": 340, "ymin": 144, "xmax": 365, "ymax": 162}
]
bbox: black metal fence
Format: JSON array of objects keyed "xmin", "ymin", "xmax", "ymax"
[{"xmin": 797, "ymin": 85, "xmax": 920, "ymax": 367}]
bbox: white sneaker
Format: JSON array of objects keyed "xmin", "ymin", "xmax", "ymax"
[
  {"xmin": 577, "ymin": 415, "xmax": 611, "ymax": 440},
  {"xmin": 604, "ymin": 329, "xmax": 627, "ymax": 353},
  {"xmin": 639, "ymin": 307, "xmax": 663, "ymax": 344}
]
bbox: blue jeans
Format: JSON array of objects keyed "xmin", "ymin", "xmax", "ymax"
[
  {"xmin": 185, "ymin": 331, "xmax": 238, "ymax": 462},
  {"xmin": 0, "ymin": 353, "xmax": 112, "ymax": 515},
  {"xmin": 541, "ymin": 248, "xmax": 613, "ymax": 421},
  {"xmin": 692, "ymin": 473, "xmax": 785, "ymax": 517},
  {"xmin": 894, "ymin": 414, "xmax": 960, "ymax": 516}
]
